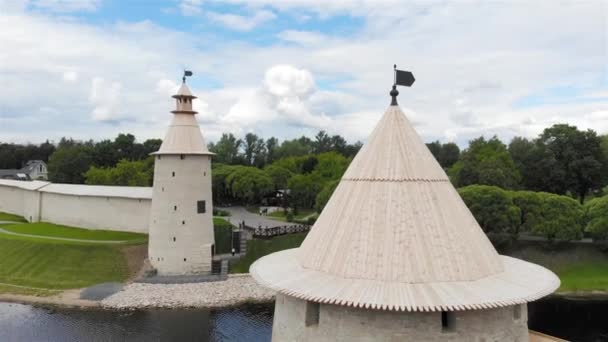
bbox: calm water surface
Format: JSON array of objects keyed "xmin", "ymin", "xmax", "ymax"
[{"xmin": 0, "ymin": 298, "xmax": 606, "ymax": 342}]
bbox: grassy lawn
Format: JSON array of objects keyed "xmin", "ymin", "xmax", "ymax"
[
  {"xmin": 230, "ymin": 233, "xmax": 307, "ymax": 273},
  {"xmin": 505, "ymin": 242, "xmax": 608, "ymax": 292},
  {"xmin": 214, "ymin": 217, "xmax": 234, "ymax": 254},
  {"xmin": 0, "ymin": 233, "xmax": 132, "ymax": 290},
  {"xmin": 1, "ymin": 222, "xmax": 147, "ymax": 243},
  {"xmin": 0, "ymin": 284, "xmax": 61, "ymax": 297},
  {"xmin": 0, "ymin": 212, "xmax": 27, "ymax": 222}
]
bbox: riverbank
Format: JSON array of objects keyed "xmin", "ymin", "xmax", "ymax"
[
  {"xmin": 0, "ymin": 274, "xmax": 275, "ymax": 310},
  {"xmin": 102, "ymin": 274, "xmax": 275, "ymax": 310},
  {"xmin": 0, "ymin": 288, "xmax": 99, "ymax": 308}
]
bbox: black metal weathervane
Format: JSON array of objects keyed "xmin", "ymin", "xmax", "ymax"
[
  {"xmin": 182, "ymin": 70, "xmax": 193, "ymax": 83},
  {"xmin": 390, "ymin": 65, "xmax": 415, "ymax": 106}
]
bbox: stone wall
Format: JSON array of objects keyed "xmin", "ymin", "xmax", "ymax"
[
  {"xmin": 0, "ymin": 180, "xmax": 150, "ymax": 233},
  {"xmin": 272, "ymin": 293, "xmax": 529, "ymax": 342},
  {"xmin": 40, "ymin": 192, "xmax": 150, "ymax": 233}
]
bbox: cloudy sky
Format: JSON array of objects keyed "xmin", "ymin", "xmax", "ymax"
[{"xmin": 0, "ymin": 0, "xmax": 606, "ymax": 146}]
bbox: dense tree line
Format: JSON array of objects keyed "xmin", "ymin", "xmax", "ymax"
[
  {"xmin": 459, "ymin": 185, "xmax": 608, "ymax": 243},
  {"xmin": 0, "ymin": 141, "xmax": 55, "ymax": 169},
  {"xmin": 450, "ymin": 125, "xmax": 608, "ymax": 203},
  {"xmin": 207, "ymin": 130, "xmax": 362, "ymax": 168},
  {"xmin": 2, "ymin": 124, "xmax": 606, "ymax": 207}
]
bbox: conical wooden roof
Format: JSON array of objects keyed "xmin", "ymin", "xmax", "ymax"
[
  {"xmin": 251, "ymin": 104, "xmax": 559, "ymax": 311},
  {"xmin": 153, "ymin": 83, "xmax": 213, "ymax": 156}
]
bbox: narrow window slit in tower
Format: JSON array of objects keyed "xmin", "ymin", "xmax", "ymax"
[
  {"xmin": 182, "ymin": 220, "xmax": 185, "ymax": 225},
  {"xmin": 513, "ymin": 305, "xmax": 522, "ymax": 320},
  {"xmin": 174, "ymin": 205, "xmax": 177, "ymax": 211},
  {"xmin": 172, "ymin": 171, "xmax": 175, "ymax": 177},
  {"xmin": 305, "ymin": 301, "xmax": 320, "ymax": 326},
  {"xmin": 184, "ymin": 258, "xmax": 187, "ymax": 262},
  {"xmin": 173, "ymin": 237, "xmax": 176, "ymax": 242},
  {"xmin": 180, "ymin": 154, "xmax": 185, "ymax": 160},
  {"xmin": 441, "ymin": 311, "xmax": 455, "ymax": 332}
]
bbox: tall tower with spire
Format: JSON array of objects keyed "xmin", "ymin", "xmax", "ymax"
[{"xmin": 148, "ymin": 72, "xmax": 215, "ymax": 275}]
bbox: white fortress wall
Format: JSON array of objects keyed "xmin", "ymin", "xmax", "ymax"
[
  {"xmin": 0, "ymin": 179, "xmax": 151, "ymax": 233},
  {"xmin": 0, "ymin": 180, "xmax": 48, "ymax": 219}
]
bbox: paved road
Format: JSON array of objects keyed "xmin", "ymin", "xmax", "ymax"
[{"xmin": 218, "ymin": 206, "xmax": 299, "ymax": 229}]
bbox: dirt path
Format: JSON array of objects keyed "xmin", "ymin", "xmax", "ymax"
[
  {"xmin": 0, "ymin": 227, "xmax": 132, "ymax": 244},
  {"xmin": 0, "ymin": 289, "xmax": 99, "ymax": 308}
]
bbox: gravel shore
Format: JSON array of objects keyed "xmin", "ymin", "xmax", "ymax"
[{"xmin": 101, "ymin": 274, "xmax": 275, "ymax": 309}]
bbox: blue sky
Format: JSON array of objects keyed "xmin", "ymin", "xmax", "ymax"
[{"xmin": 0, "ymin": 0, "xmax": 606, "ymax": 146}]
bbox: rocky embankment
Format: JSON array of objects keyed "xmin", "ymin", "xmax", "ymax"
[{"xmin": 101, "ymin": 274, "xmax": 275, "ymax": 309}]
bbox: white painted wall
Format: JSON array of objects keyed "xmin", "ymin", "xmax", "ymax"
[
  {"xmin": 148, "ymin": 154, "xmax": 214, "ymax": 275},
  {"xmin": 40, "ymin": 192, "xmax": 150, "ymax": 233},
  {"xmin": 0, "ymin": 180, "xmax": 150, "ymax": 233},
  {"xmin": 0, "ymin": 184, "xmax": 25, "ymax": 217}
]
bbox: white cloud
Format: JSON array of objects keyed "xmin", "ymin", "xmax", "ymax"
[
  {"xmin": 206, "ymin": 9, "xmax": 276, "ymax": 31},
  {"xmin": 277, "ymin": 30, "xmax": 326, "ymax": 45},
  {"xmin": 62, "ymin": 70, "xmax": 78, "ymax": 82},
  {"xmin": 89, "ymin": 77, "xmax": 122, "ymax": 122},
  {"xmin": 33, "ymin": 0, "xmax": 101, "ymax": 12},
  {"xmin": 0, "ymin": 1, "xmax": 606, "ymax": 146},
  {"xmin": 223, "ymin": 65, "xmax": 330, "ymax": 130},
  {"xmin": 264, "ymin": 64, "xmax": 314, "ymax": 98},
  {"xmin": 178, "ymin": 0, "xmax": 202, "ymax": 16}
]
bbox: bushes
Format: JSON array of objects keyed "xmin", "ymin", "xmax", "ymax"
[
  {"xmin": 533, "ymin": 193, "xmax": 584, "ymax": 241},
  {"xmin": 459, "ymin": 185, "xmax": 586, "ymax": 242},
  {"xmin": 458, "ymin": 185, "xmax": 520, "ymax": 236},
  {"xmin": 584, "ymin": 196, "xmax": 608, "ymax": 241}
]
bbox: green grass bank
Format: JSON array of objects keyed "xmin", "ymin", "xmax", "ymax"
[{"xmin": 0, "ymin": 221, "xmax": 147, "ymax": 295}]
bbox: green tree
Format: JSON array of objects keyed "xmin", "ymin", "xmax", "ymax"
[
  {"xmin": 288, "ymin": 173, "xmax": 324, "ymax": 209},
  {"xmin": 143, "ymin": 139, "xmax": 163, "ymax": 155},
  {"xmin": 276, "ymin": 136, "xmax": 313, "ymax": 158},
  {"xmin": 315, "ymin": 179, "xmax": 339, "ymax": 212},
  {"xmin": 533, "ymin": 124, "xmax": 606, "ymax": 203},
  {"xmin": 312, "ymin": 152, "xmax": 349, "ymax": 180},
  {"xmin": 584, "ymin": 195, "xmax": 608, "ymax": 241},
  {"xmin": 84, "ymin": 159, "xmax": 151, "ymax": 186},
  {"xmin": 209, "ymin": 133, "xmax": 243, "ymax": 164},
  {"xmin": 313, "ymin": 130, "xmax": 332, "ymax": 154},
  {"xmin": 91, "ymin": 139, "xmax": 119, "ymax": 167},
  {"xmin": 243, "ymin": 133, "xmax": 266, "ymax": 167},
  {"xmin": 458, "ymin": 185, "xmax": 520, "ymax": 236},
  {"xmin": 509, "ymin": 190, "xmax": 542, "ymax": 236},
  {"xmin": 533, "ymin": 193, "xmax": 584, "ymax": 241},
  {"xmin": 427, "ymin": 141, "xmax": 460, "ymax": 169},
  {"xmin": 114, "ymin": 133, "xmax": 137, "ymax": 160},
  {"xmin": 212, "ymin": 164, "xmax": 240, "ymax": 204},
  {"xmin": 264, "ymin": 165, "xmax": 293, "ymax": 190},
  {"xmin": 449, "ymin": 136, "xmax": 520, "ymax": 189},
  {"xmin": 265, "ymin": 137, "xmax": 279, "ymax": 164},
  {"xmin": 226, "ymin": 166, "xmax": 274, "ymax": 204},
  {"xmin": 48, "ymin": 142, "xmax": 93, "ymax": 184}
]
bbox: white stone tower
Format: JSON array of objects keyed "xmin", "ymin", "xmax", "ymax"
[
  {"xmin": 148, "ymin": 74, "xmax": 215, "ymax": 275},
  {"xmin": 251, "ymin": 85, "xmax": 560, "ymax": 341}
]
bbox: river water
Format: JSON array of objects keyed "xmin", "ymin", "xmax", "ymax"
[{"xmin": 0, "ymin": 298, "xmax": 606, "ymax": 342}]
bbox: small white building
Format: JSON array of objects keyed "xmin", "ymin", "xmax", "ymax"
[
  {"xmin": 148, "ymin": 78, "xmax": 215, "ymax": 275},
  {"xmin": 251, "ymin": 95, "xmax": 559, "ymax": 341}
]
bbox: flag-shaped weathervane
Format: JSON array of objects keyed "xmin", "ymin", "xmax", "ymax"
[
  {"xmin": 183, "ymin": 70, "xmax": 193, "ymax": 83},
  {"xmin": 390, "ymin": 65, "xmax": 415, "ymax": 106}
]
